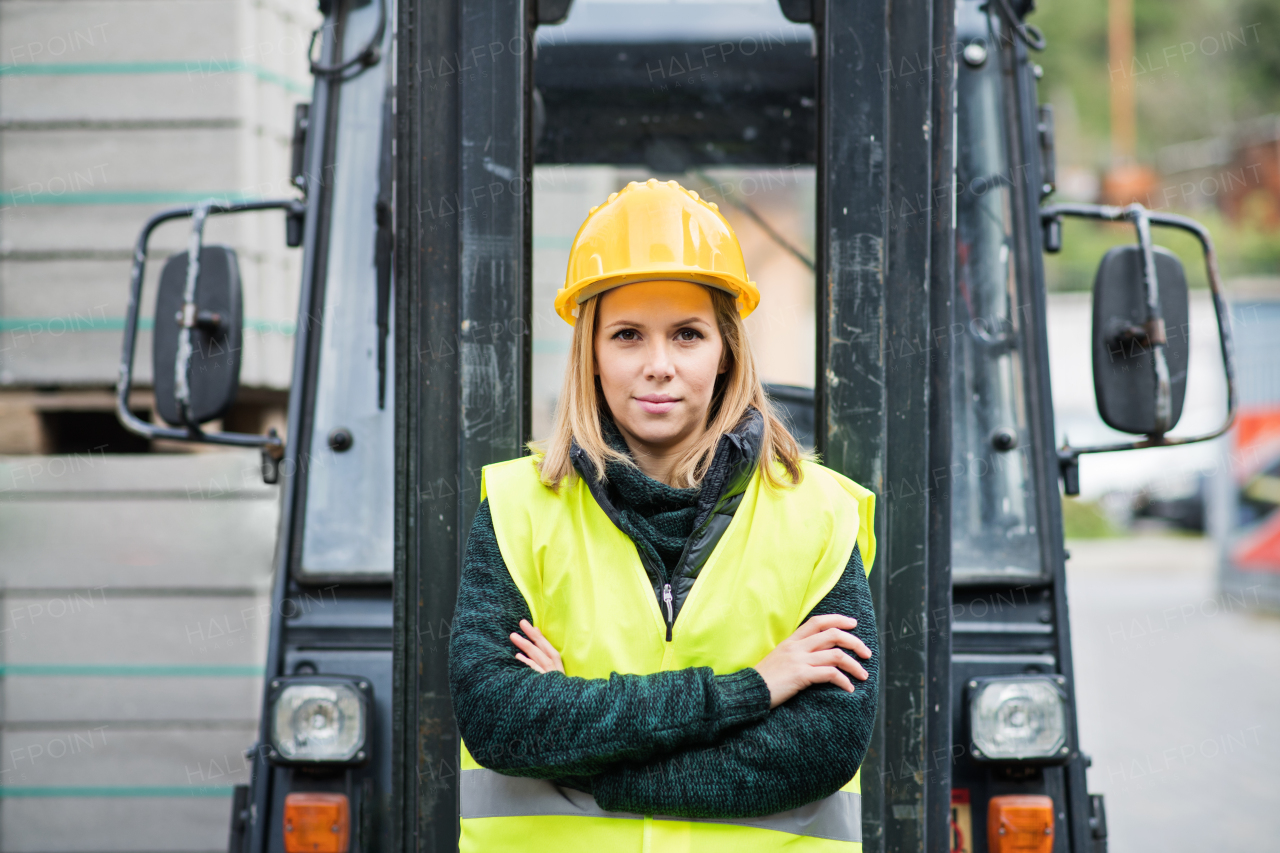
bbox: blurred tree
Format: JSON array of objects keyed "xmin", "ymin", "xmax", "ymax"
[
  {"xmin": 1032, "ymin": 0, "xmax": 1268, "ymax": 163},
  {"xmin": 1233, "ymin": 0, "xmax": 1280, "ymax": 115}
]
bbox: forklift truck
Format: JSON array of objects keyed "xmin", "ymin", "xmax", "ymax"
[{"xmin": 114, "ymin": 0, "xmax": 1237, "ymax": 850}]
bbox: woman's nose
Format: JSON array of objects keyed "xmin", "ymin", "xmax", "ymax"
[{"xmin": 644, "ymin": 340, "xmax": 675, "ymax": 380}]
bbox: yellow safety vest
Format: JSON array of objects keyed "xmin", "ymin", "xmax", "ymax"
[{"xmin": 460, "ymin": 454, "xmax": 876, "ymax": 853}]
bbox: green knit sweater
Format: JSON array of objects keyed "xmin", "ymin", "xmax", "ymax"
[{"xmin": 448, "ymin": 423, "xmax": 879, "ymax": 818}]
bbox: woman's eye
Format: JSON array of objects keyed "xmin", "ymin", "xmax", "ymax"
[
  {"xmin": 676, "ymin": 329, "xmax": 703, "ymax": 342},
  {"xmin": 614, "ymin": 329, "xmax": 638, "ymax": 341}
]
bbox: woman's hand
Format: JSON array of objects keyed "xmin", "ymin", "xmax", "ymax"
[
  {"xmin": 510, "ymin": 619, "xmax": 566, "ymax": 675},
  {"xmin": 753, "ymin": 614, "xmax": 872, "ymax": 709}
]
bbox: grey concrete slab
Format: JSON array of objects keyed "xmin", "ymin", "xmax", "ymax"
[
  {"xmin": 0, "ymin": 262, "xmax": 299, "ymax": 386},
  {"xmin": 0, "ymin": 594, "xmax": 270, "ymax": 665},
  {"xmin": 0, "ymin": 227, "xmax": 301, "ymax": 297},
  {"xmin": 0, "ymin": 727, "xmax": 258, "ymax": 787},
  {"xmin": 0, "ymin": 205, "xmax": 292, "ymax": 257},
  {"xmin": 1, "ymin": 129, "xmax": 244, "ymax": 196},
  {"xmin": 0, "ymin": 499, "xmax": 278, "ymax": 589},
  {"xmin": 0, "ymin": 2, "xmax": 317, "ymax": 848},
  {"xmin": 238, "ymin": 328, "xmax": 298, "ymax": 389},
  {"xmin": 0, "ymin": 450, "xmax": 272, "ymax": 495},
  {"xmin": 2, "ymin": 675, "xmax": 262, "ymax": 724},
  {"xmin": 1, "ymin": 797, "xmax": 233, "ymax": 853},
  {"xmin": 0, "ymin": 327, "xmax": 294, "ymax": 388},
  {"xmin": 0, "ymin": 329, "xmax": 152, "ymax": 386},
  {"xmin": 1066, "ymin": 534, "xmax": 1280, "ymax": 853},
  {"xmin": 0, "ymin": 75, "xmax": 243, "ymax": 123},
  {"xmin": 1, "ymin": 0, "xmax": 262, "ymax": 63},
  {"xmin": 0, "ymin": 725, "xmax": 255, "ymax": 851},
  {"xmin": 0, "ymin": 244, "xmax": 302, "ymax": 372},
  {"xmin": 0, "ymin": 259, "xmax": 134, "ymax": 316}
]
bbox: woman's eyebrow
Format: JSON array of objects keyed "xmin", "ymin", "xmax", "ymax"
[
  {"xmin": 600, "ymin": 318, "xmax": 646, "ymax": 330},
  {"xmin": 601, "ymin": 315, "xmax": 712, "ymax": 330}
]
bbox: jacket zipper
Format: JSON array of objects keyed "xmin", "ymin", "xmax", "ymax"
[{"xmin": 662, "ymin": 583, "xmax": 674, "ymax": 641}]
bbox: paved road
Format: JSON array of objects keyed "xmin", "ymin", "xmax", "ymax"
[{"xmin": 1066, "ymin": 535, "xmax": 1280, "ymax": 853}]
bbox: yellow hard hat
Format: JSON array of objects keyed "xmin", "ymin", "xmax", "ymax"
[{"xmin": 554, "ymin": 178, "xmax": 760, "ymax": 325}]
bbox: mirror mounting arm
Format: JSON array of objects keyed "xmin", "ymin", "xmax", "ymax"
[
  {"xmin": 1129, "ymin": 207, "xmax": 1174, "ymax": 435},
  {"xmin": 174, "ymin": 201, "xmax": 214, "ymax": 428},
  {"xmin": 1041, "ymin": 202, "xmax": 1238, "ymax": 496},
  {"xmin": 117, "ymin": 197, "xmax": 305, "ymax": 458}
]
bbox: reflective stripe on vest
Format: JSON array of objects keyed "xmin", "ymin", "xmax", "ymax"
[
  {"xmin": 466, "ymin": 455, "xmax": 877, "ymax": 851},
  {"xmin": 461, "ymin": 768, "xmax": 863, "ymax": 843}
]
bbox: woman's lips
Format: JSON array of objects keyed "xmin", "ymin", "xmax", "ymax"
[{"xmin": 635, "ymin": 394, "xmax": 678, "ymax": 414}]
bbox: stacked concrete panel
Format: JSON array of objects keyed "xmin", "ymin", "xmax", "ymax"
[
  {"xmin": 0, "ymin": 450, "xmax": 279, "ymax": 852},
  {"xmin": 0, "ymin": 0, "xmax": 316, "ymax": 407},
  {"xmin": 0, "ymin": 1, "xmax": 314, "ymax": 849}
]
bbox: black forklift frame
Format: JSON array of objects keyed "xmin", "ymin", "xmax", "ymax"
[
  {"xmin": 1001, "ymin": 24, "xmax": 1091, "ymax": 852},
  {"xmin": 393, "ymin": 0, "xmax": 957, "ymax": 851}
]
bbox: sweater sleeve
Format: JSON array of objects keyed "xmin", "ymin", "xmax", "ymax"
[
  {"xmin": 588, "ymin": 544, "xmax": 879, "ymax": 818},
  {"xmin": 448, "ymin": 500, "xmax": 772, "ymax": 781}
]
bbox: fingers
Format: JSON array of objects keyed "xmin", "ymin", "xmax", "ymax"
[
  {"xmin": 512, "ymin": 620, "xmax": 564, "ymax": 675},
  {"xmin": 793, "ymin": 614, "xmax": 858, "ymax": 640},
  {"xmin": 813, "ymin": 665, "xmax": 855, "ymax": 693},
  {"xmin": 510, "ymin": 631, "xmax": 542, "ymax": 659},
  {"xmin": 521, "ymin": 620, "xmax": 563, "ymax": 666},
  {"xmin": 817, "ymin": 647, "xmax": 869, "ymax": 681},
  {"xmin": 510, "ymin": 629, "xmax": 555, "ymax": 671},
  {"xmin": 803, "ymin": 626, "xmax": 874, "ymax": 660},
  {"xmin": 514, "ymin": 652, "xmax": 546, "ymax": 674}
]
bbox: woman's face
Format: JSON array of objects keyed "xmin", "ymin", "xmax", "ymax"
[{"xmin": 594, "ymin": 280, "xmax": 726, "ymax": 457}]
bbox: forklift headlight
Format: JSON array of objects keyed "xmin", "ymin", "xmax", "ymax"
[
  {"xmin": 968, "ymin": 676, "xmax": 1070, "ymax": 763},
  {"xmin": 268, "ymin": 676, "xmax": 371, "ymax": 765}
]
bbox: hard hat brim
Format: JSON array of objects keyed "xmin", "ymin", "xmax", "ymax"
[{"xmin": 554, "ymin": 271, "xmax": 759, "ymax": 325}]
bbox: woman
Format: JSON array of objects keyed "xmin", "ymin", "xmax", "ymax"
[{"xmin": 449, "ymin": 179, "xmax": 879, "ymax": 852}]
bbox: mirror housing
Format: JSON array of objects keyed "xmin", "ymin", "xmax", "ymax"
[
  {"xmin": 1091, "ymin": 244, "xmax": 1189, "ymax": 436},
  {"xmin": 1040, "ymin": 202, "xmax": 1237, "ymax": 496},
  {"xmin": 152, "ymin": 246, "xmax": 243, "ymax": 427},
  {"xmin": 116, "ymin": 198, "xmax": 303, "ymax": 476}
]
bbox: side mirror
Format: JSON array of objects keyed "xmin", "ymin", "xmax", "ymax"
[
  {"xmin": 1040, "ymin": 202, "xmax": 1237, "ymax": 496},
  {"xmin": 117, "ymin": 199, "xmax": 303, "ymax": 479},
  {"xmin": 1091, "ymin": 244, "xmax": 1189, "ymax": 435},
  {"xmin": 152, "ymin": 246, "xmax": 243, "ymax": 426}
]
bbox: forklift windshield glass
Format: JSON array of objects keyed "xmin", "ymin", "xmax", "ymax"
[
  {"xmin": 951, "ymin": 5, "xmax": 1042, "ymax": 582},
  {"xmin": 531, "ymin": 0, "xmax": 818, "ymax": 441}
]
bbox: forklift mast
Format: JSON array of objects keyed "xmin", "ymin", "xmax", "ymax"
[{"xmin": 394, "ymin": 0, "xmax": 966, "ymax": 850}]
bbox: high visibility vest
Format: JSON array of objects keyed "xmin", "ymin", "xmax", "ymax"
[{"xmin": 461, "ymin": 454, "xmax": 877, "ymax": 853}]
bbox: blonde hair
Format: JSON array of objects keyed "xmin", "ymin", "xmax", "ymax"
[{"xmin": 533, "ymin": 286, "xmax": 807, "ymax": 490}]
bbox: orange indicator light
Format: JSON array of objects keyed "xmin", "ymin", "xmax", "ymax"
[
  {"xmin": 987, "ymin": 794, "xmax": 1054, "ymax": 853},
  {"xmin": 283, "ymin": 792, "xmax": 350, "ymax": 853}
]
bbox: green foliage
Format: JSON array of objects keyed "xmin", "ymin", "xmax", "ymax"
[
  {"xmin": 1044, "ymin": 204, "xmax": 1280, "ymax": 291},
  {"xmin": 1233, "ymin": 0, "xmax": 1280, "ymax": 114},
  {"xmin": 1029, "ymin": 0, "xmax": 1280, "ymax": 290},
  {"xmin": 1060, "ymin": 497, "xmax": 1121, "ymax": 539},
  {"xmin": 1030, "ymin": 0, "xmax": 1273, "ymax": 164},
  {"xmin": 1032, "ymin": 0, "xmax": 1110, "ymax": 167}
]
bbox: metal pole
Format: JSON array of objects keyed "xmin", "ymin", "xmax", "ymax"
[
  {"xmin": 817, "ymin": 0, "xmax": 953, "ymax": 849},
  {"xmin": 393, "ymin": 0, "xmax": 531, "ymax": 849}
]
